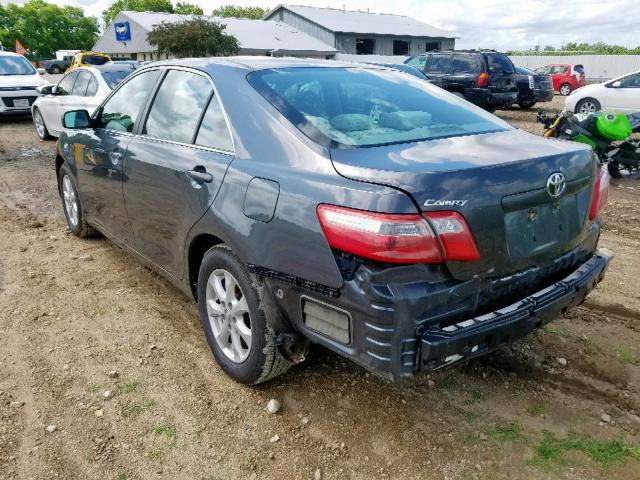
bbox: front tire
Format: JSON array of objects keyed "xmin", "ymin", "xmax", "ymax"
[
  {"xmin": 518, "ymin": 101, "xmax": 536, "ymax": 109},
  {"xmin": 575, "ymin": 97, "xmax": 601, "ymax": 114},
  {"xmin": 197, "ymin": 245, "xmax": 291, "ymax": 384},
  {"xmin": 57, "ymin": 163, "xmax": 95, "ymax": 237},
  {"xmin": 33, "ymin": 108, "xmax": 51, "ymax": 140},
  {"xmin": 559, "ymin": 83, "xmax": 572, "ymax": 96},
  {"xmin": 51, "ymin": 66, "xmax": 61, "ymax": 74}
]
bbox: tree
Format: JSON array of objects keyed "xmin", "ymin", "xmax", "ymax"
[
  {"xmin": 211, "ymin": 5, "xmax": 268, "ymax": 19},
  {"xmin": 0, "ymin": 0, "xmax": 98, "ymax": 60},
  {"xmin": 147, "ymin": 18, "xmax": 239, "ymax": 58},
  {"xmin": 174, "ymin": 2, "xmax": 203, "ymax": 15},
  {"xmin": 102, "ymin": 0, "xmax": 174, "ymax": 26}
]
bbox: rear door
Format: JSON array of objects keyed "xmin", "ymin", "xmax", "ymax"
[{"xmin": 123, "ymin": 68, "xmax": 235, "ymax": 277}]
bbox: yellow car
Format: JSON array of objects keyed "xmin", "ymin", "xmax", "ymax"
[{"xmin": 66, "ymin": 52, "xmax": 111, "ymax": 72}]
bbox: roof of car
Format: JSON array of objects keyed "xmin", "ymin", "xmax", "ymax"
[
  {"xmin": 94, "ymin": 63, "xmax": 139, "ymax": 73},
  {"xmin": 143, "ymin": 56, "xmax": 388, "ymax": 72},
  {"xmin": 0, "ymin": 51, "xmax": 21, "ymax": 57}
]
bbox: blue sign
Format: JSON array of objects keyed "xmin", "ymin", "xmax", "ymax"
[{"xmin": 114, "ymin": 22, "xmax": 131, "ymax": 42}]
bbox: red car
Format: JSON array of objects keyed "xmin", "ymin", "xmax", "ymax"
[{"xmin": 534, "ymin": 64, "xmax": 586, "ymax": 96}]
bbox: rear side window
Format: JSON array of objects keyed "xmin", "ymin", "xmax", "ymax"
[
  {"xmin": 573, "ymin": 65, "xmax": 585, "ymax": 74},
  {"xmin": 248, "ymin": 67, "xmax": 511, "ymax": 148},
  {"xmin": 97, "ymin": 69, "xmax": 160, "ymax": 132},
  {"xmin": 485, "ymin": 54, "xmax": 514, "ymax": 74},
  {"xmin": 405, "ymin": 56, "xmax": 427, "ymax": 71},
  {"xmin": 144, "ymin": 70, "xmax": 212, "ymax": 143},
  {"xmin": 425, "ymin": 54, "xmax": 451, "ymax": 74},
  {"xmin": 56, "ymin": 71, "xmax": 78, "ymax": 95},
  {"xmin": 86, "ymin": 76, "xmax": 98, "ymax": 96},
  {"xmin": 195, "ymin": 96, "xmax": 234, "ymax": 152},
  {"xmin": 452, "ymin": 54, "xmax": 480, "ymax": 74},
  {"xmin": 72, "ymin": 71, "xmax": 91, "ymax": 96}
]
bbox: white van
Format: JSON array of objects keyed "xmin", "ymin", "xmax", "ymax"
[{"xmin": 0, "ymin": 51, "xmax": 47, "ymax": 115}]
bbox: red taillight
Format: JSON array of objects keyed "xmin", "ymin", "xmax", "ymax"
[
  {"xmin": 316, "ymin": 205, "xmax": 480, "ymax": 264},
  {"xmin": 424, "ymin": 211, "xmax": 481, "ymax": 261},
  {"xmin": 589, "ymin": 167, "xmax": 610, "ymax": 221},
  {"xmin": 477, "ymin": 72, "xmax": 489, "ymax": 88}
]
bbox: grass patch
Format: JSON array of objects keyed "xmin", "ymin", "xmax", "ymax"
[
  {"xmin": 466, "ymin": 390, "xmax": 485, "ymax": 404},
  {"xmin": 115, "ymin": 475, "xmax": 128, "ymax": 480},
  {"xmin": 148, "ymin": 449, "xmax": 163, "ymax": 460},
  {"xmin": 88, "ymin": 383, "xmax": 100, "ymax": 393},
  {"xmin": 526, "ymin": 403, "xmax": 546, "ymax": 417},
  {"xmin": 530, "ymin": 431, "xmax": 640, "ymax": 468},
  {"xmin": 123, "ymin": 399, "xmax": 156, "ymax": 418},
  {"xmin": 542, "ymin": 325, "xmax": 566, "ymax": 336},
  {"xmin": 154, "ymin": 422, "xmax": 177, "ymax": 447},
  {"xmin": 490, "ymin": 421, "xmax": 525, "ymax": 442},
  {"xmin": 618, "ymin": 348, "xmax": 640, "ymax": 366},
  {"xmin": 464, "ymin": 411, "xmax": 480, "ymax": 423},
  {"xmin": 435, "ymin": 375, "xmax": 456, "ymax": 390},
  {"xmin": 118, "ymin": 381, "xmax": 140, "ymax": 394}
]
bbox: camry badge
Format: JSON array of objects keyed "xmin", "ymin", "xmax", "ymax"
[{"xmin": 546, "ymin": 172, "xmax": 566, "ymax": 198}]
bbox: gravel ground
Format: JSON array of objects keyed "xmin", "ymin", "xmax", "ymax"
[{"xmin": 1, "ymin": 95, "xmax": 640, "ymax": 480}]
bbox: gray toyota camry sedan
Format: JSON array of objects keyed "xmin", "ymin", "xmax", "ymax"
[{"xmin": 55, "ymin": 57, "xmax": 612, "ymax": 384}]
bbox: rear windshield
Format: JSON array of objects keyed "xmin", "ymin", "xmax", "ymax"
[
  {"xmin": 0, "ymin": 56, "xmax": 35, "ymax": 75},
  {"xmin": 248, "ymin": 67, "xmax": 511, "ymax": 149},
  {"xmin": 82, "ymin": 55, "xmax": 110, "ymax": 66},
  {"xmin": 101, "ymin": 69, "xmax": 134, "ymax": 89},
  {"xmin": 485, "ymin": 53, "xmax": 515, "ymax": 74}
]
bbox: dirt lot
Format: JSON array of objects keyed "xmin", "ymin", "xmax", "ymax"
[{"xmin": 1, "ymin": 96, "xmax": 640, "ymax": 480}]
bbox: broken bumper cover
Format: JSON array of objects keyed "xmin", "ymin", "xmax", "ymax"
[{"xmin": 420, "ymin": 250, "xmax": 612, "ymax": 370}]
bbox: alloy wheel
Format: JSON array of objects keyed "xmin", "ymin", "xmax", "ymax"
[
  {"xmin": 205, "ymin": 268, "xmax": 252, "ymax": 363},
  {"xmin": 560, "ymin": 84, "xmax": 571, "ymax": 96},
  {"xmin": 578, "ymin": 100, "xmax": 598, "ymax": 114},
  {"xmin": 34, "ymin": 110, "xmax": 46, "ymax": 138},
  {"xmin": 62, "ymin": 175, "xmax": 79, "ymax": 228}
]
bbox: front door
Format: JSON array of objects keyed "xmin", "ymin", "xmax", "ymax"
[
  {"xmin": 123, "ymin": 68, "xmax": 235, "ymax": 278},
  {"xmin": 40, "ymin": 70, "xmax": 78, "ymax": 135},
  {"xmin": 75, "ymin": 68, "xmax": 161, "ymax": 244},
  {"xmin": 605, "ymin": 72, "xmax": 640, "ymax": 113}
]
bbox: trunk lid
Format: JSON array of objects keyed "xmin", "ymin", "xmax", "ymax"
[{"xmin": 330, "ymin": 129, "xmax": 595, "ymax": 281}]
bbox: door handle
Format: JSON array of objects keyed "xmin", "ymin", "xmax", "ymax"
[{"xmin": 187, "ymin": 168, "xmax": 213, "ymax": 184}]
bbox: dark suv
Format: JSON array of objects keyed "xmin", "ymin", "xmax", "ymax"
[{"xmin": 405, "ymin": 50, "xmax": 518, "ymax": 111}]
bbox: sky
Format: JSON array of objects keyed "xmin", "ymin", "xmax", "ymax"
[{"xmin": 2, "ymin": 0, "xmax": 639, "ymax": 51}]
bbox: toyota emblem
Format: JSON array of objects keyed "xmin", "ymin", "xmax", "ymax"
[{"xmin": 546, "ymin": 172, "xmax": 566, "ymax": 198}]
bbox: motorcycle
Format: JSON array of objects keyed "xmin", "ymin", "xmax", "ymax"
[{"xmin": 537, "ymin": 110, "xmax": 640, "ymax": 178}]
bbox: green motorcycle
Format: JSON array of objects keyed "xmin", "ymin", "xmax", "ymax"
[{"xmin": 538, "ymin": 110, "xmax": 640, "ymax": 178}]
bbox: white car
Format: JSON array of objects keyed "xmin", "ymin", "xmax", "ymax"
[
  {"xmin": 565, "ymin": 70, "xmax": 640, "ymax": 114},
  {"xmin": 32, "ymin": 64, "xmax": 138, "ymax": 139},
  {"xmin": 0, "ymin": 51, "xmax": 47, "ymax": 115}
]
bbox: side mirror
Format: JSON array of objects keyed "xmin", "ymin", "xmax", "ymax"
[
  {"xmin": 610, "ymin": 80, "xmax": 622, "ymax": 88},
  {"xmin": 36, "ymin": 84, "xmax": 55, "ymax": 95},
  {"xmin": 63, "ymin": 110, "xmax": 92, "ymax": 129},
  {"xmin": 36, "ymin": 67, "xmax": 46, "ymax": 75}
]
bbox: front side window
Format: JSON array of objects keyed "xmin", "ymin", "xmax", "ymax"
[
  {"xmin": 0, "ymin": 55, "xmax": 36, "ymax": 75},
  {"xmin": 144, "ymin": 70, "xmax": 212, "ymax": 143},
  {"xmin": 249, "ymin": 67, "xmax": 511, "ymax": 149},
  {"xmin": 620, "ymin": 73, "xmax": 640, "ymax": 88},
  {"xmin": 56, "ymin": 71, "xmax": 78, "ymax": 96},
  {"xmin": 97, "ymin": 69, "xmax": 160, "ymax": 132},
  {"xmin": 405, "ymin": 56, "xmax": 427, "ymax": 71}
]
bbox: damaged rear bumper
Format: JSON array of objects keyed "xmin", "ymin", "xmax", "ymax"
[{"xmin": 420, "ymin": 250, "xmax": 611, "ymax": 370}]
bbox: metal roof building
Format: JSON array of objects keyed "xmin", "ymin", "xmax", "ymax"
[
  {"xmin": 264, "ymin": 4, "xmax": 456, "ymax": 56},
  {"xmin": 93, "ymin": 11, "xmax": 337, "ymax": 61}
]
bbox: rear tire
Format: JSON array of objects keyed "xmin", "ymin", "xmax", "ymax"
[
  {"xmin": 197, "ymin": 245, "xmax": 291, "ymax": 385},
  {"xmin": 559, "ymin": 83, "xmax": 572, "ymax": 96},
  {"xmin": 575, "ymin": 97, "xmax": 601, "ymax": 114},
  {"xmin": 57, "ymin": 163, "xmax": 96, "ymax": 237},
  {"xmin": 33, "ymin": 108, "xmax": 51, "ymax": 140},
  {"xmin": 51, "ymin": 66, "xmax": 61, "ymax": 74}
]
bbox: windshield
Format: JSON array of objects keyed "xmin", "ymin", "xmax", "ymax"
[
  {"xmin": 82, "ymin": 55, "xmax": 110, "ymax": 66},
  {"xmin": 101, "ymin": 69, "xmax": 134, "ymax": 89},
  {"xmin": 248, "ymin": 67, "xmax": 511, "ymax": 148},
  {"xmin": 0, "ymin": 56, "xmax": 36, "ymax": 75}
]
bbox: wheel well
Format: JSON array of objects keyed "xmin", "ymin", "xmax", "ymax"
[
  {"xmin": 188, "ymin": 233, "xmax": 224, "ymax": 299},
  {"xmin": 55, "ymin": 155, "xmax": 64, "ymax": 179}
]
